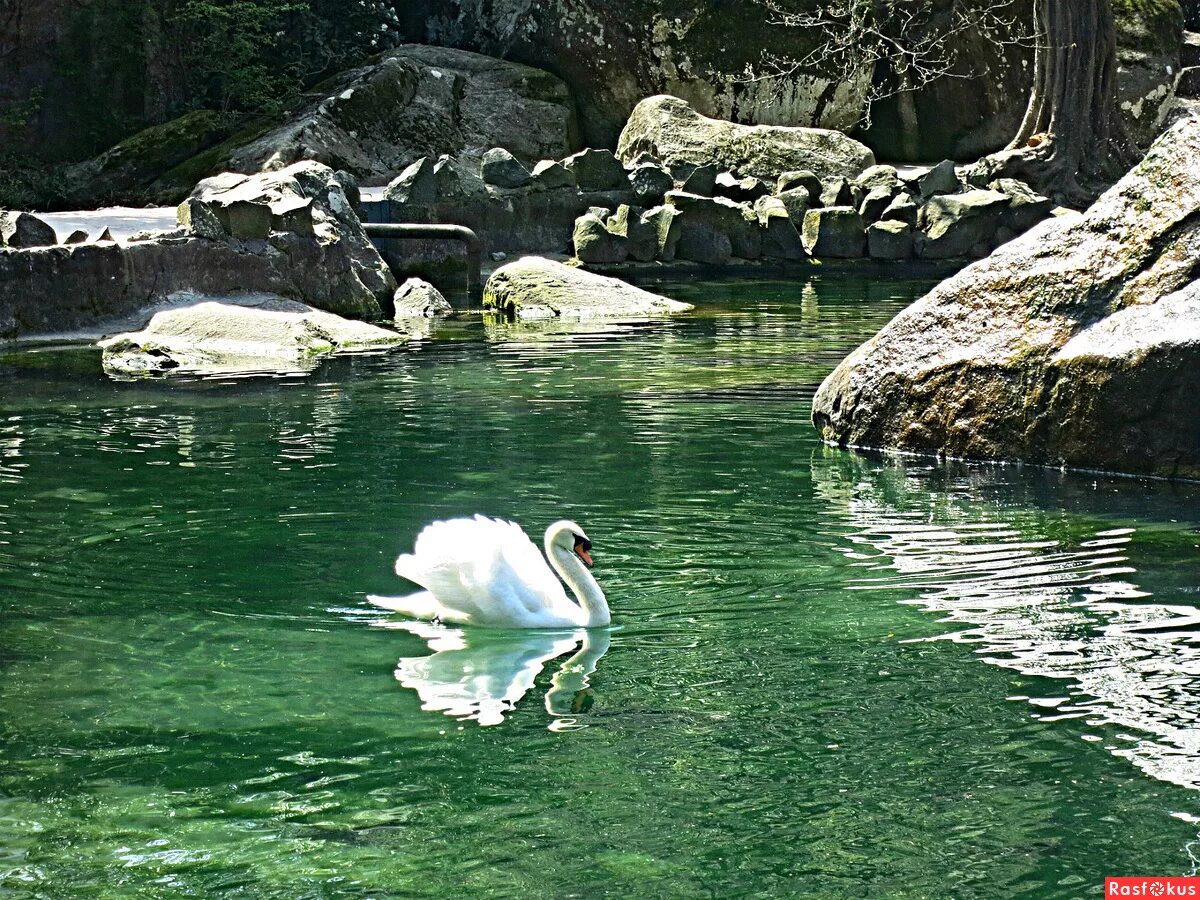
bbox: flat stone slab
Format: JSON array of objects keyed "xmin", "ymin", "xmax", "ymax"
[
  {"xmin": 99, "ymin": 298, "xmax": 409, "ymax": 377},
  {"xmin": 483, "ymin": 256, "xmax": 693, "ymax": 319}
]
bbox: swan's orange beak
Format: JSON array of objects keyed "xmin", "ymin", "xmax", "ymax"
[{"xmin": 575, "ymin": 547, "xmax": 593, "ymax": 567}]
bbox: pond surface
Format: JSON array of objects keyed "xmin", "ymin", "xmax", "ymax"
[{"xmin": 2, "ymin": 274, "xmax": 1199, "ymax": 897}]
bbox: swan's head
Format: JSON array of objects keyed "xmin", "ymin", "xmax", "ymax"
[{"xmin": 547, "ymin": 520, "xmax": 594, "ymax": 568}]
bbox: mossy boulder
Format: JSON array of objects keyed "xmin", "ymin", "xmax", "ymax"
[
  {"xmin": 617, "ymin": 96, "xmax": 875, "ymax": 186},
  {"xmin": 812, "ymin": 117, "xmax": 1200, "ymax": 480},
  {"xmin": 483, "ymin": 256, "xmax": 692, "ymax": 319}
]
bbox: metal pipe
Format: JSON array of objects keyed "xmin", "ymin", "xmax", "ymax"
[{"xmin": 363, "ymin": 223, "xmax": 483, "ymax": 302}]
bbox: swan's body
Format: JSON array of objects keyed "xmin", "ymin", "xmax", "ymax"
[{"xmin": 369, "ymin": 516, "xmax": 610, "ymax": 628}]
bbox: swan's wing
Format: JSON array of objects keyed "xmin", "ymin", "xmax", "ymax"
[{"xmin": 394, "ymin": 516, "xmax": 570, "ymax": 626}]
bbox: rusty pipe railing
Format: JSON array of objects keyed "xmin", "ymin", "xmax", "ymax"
[{"xmin": 363, "ymin": 223, "xmax": 483, "ymax": 301}]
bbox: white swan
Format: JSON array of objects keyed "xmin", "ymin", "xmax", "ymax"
[{"xmin": 369, "ymin": 515, "xmax": 610, "ymax": 628}]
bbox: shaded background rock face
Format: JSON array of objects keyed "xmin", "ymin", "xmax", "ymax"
[{"xmin": 0, "ymin": 0, "xmax": 1184, "ymax": 201}]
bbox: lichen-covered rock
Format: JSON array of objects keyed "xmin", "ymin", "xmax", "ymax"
[
  {"xmin": 854, "ymin": 164, "xmax": 901, "ymax": 194},
  {"xmin": 530, "ymin": 160, "xmax": 577, "ymax": 191},
  {"xmin": 801, "ymin": 207, "xmax": 865, "ymax": 258},
  {"xmin": 858, "ymin": 186, "xmax": 896, "ymax": 225},
  {"xmin": 483, "ymin": 256, "xmax": 693, "ymax": 319},
  {"xmin": 776, "ymin": 188, "xmax": 813, "ymax": 227},
  {"xmin": 606, "ymin": 205, "xmax": 659, "ymax": 262},
  {"xmin": 713, "ymin": 171, "xmax": 770, "ymax": 204},
  {"xmin": 98, "ymin": 299, "xmax": 408, "ymax": 377},
  {"xmin": 678, "ymin": 163, "xmax": 718, "ymax": 196},
  {"xmin": 643, "ymin": 205, "xmax": 683, "ymax": 261},
  {"xmin": 989, "ymin": 178, "xmax": 1054, "ymax": 233},
  {"xmin": 666, "ymin": 190, "xmax": 761, "ymax": 260},
  {"xmin": 617, "ymin": 96, "xmax": 875, "ymax": 185},
  {"xmin": 394, "ymin": 278, "xmax": 452, "ymax": 317},
  {"xmin": 573, "ymin": 213, "xmax": 629, "ymax": 263},
  {"xmin": 481, "ymin": 148, "xmax": 533, "ymax": 189},
  {"xmin": 384, "ymin": 157, "xmax": 439, "ymax": 204},
  {"xmin": 627, "ymin": 163, "xmax": 674, "ymax": 204},
  {"xmin": 812, "ymin": 117, "xmax": 1200, "ymax": 480},
  {"xmin": 0, "ymin": 211, "xmax": 57, "ymax": 248},
  {"xmin": 777, "ymin": 170, "xmax": 823, "ymax": 202},
  {"xmin": 866, "ymin": 220, "xmax": 913, "ymax": 259},
  {"xmin": 819, "ymin": 176, "xmax": 856, "ymax": 208},
  {"xmin": 917, "ymin": 189, "xmax": 1010, "ymax": 259},
  {"xmin": 754, "ymin": 196, "xmax": 806, "ymax": 260},
  {"xmin": 562, "ymin": 149, "xmax": 628, "ymax": 191},
  {"xmin": 918, "ymin": 160, "xmax": 962, "ymax": 199},
  {"xmin": 879, "ymin": 192, "xmax": 919, "ymax": 226}
]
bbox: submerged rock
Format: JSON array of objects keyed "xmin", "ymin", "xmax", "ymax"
[
  {"xmin": 812, "ymin": 117, "xmax": 1200, "ymax": 480},
  {"xmin": 98, "ymin": 299, "xmax": 408, "ymax": 376},
  {"xmin": 483, "ymin": 256, "xmax": 692, "ymax": 319},
  {"xmin": 616, "ymin": 96, "xmax": 874, "ymax": 185},
  {"xmin": 393, "ymin": 278, "xmax": 452, "ymax": 318}
]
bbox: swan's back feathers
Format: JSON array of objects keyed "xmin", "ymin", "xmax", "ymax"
[{"xmin": 393, "ymin": 515, "xmax": 576, "ymax": 627}]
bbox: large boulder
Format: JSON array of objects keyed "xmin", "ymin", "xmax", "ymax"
[
  {"xmin": 98, "ymin": 299, "xmax": 408, "ymax": 377},
  {"xmin": 616, "ymin": 96, "xmax": 875, "ymax": 186},
  {"xmin": 183, "ymin": 161, "xmax": 395, "ymax": 317},
  {"xmin": 483, "ymin": 256, "xmax": 692, "ymax": 319},
  {"xmin": 142, "ymin": 45, "xmax": 578, "ymax": 200},
  {"xmin": 0, "ymin": 211, "xmax": 57, "ymax": 248},
  {"xmin": 812, "ymin": 117, "xmax": 1200, "ymax": 480},
  {"xmin": 0, "ymin": 164, "xmax": 395, "ymax": 339}
]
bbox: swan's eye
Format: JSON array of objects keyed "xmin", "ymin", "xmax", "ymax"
[{"xmin": 573, "ymin": 536, "xmax": 591, "ymax": 553}]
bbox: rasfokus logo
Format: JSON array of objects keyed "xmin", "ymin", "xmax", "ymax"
[{"xmin": 1106, "ymin": 877, "xmax": 1200, "ymax": 897}]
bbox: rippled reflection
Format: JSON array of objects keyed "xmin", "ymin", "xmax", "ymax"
[
  {"xmin": 364, "ymin": 618, "xmax": 610, "ymax": 727},
  {"xmin": 813, "ymin": 451, "xmax": 1200, "ymax": 791}
]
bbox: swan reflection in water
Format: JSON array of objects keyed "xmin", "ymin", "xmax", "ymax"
[{"xmin": 368, "ymin": 618, "xmax": 611, "ymax": 727}]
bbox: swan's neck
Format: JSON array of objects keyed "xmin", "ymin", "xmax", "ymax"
[{"xmin": 546, "ymin": 539, "xmax": 610, "ymax": 627}]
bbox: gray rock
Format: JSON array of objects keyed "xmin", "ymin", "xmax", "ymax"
[
  {"xmin": 530, "ymin": 159, "xmax": 577, "ymax": 191},
  {"xmin": 432, "ymin": 155, "xmax": 487, "ymax": 202},
  {"xmin": 573, "ymin": 213, "xmax": 629, "ymax": 264},
  {"xmin": 918, "ymin": 159, "xmax": 962, "ymax": 199},
  {"xmin": 483, "ymin": 256, "xmax": 693, "ymax": 319},
  {"xmin": 776, "ymin": 170, "xmax": 822, "ymax": 202},
  {"xmin": 755, "ymin": 197, "xmax": 806, "ymax": 260},
  {"xmin": 211, "ymin": 46, "xmax": 577, "ymax": 186},
  {"xmin": 819, "ymin": 177, "xmax": 855, "ymax": 208},
  {"xmin": 627, "ymin": 151, "xmax": 661, "ymax": 167},
  {"xmin": 222, "ymin": 201, "xmax": 272, "ymax": 240},
  {"xmin": 562, "ymin": 148, "xmax": 628, "ymax": 191},
  {"xmin": 618, "ymin": 96, "xmax": 874, "ymax": 184},
  {"xmin": 384, "ymin": 157, "xmax": 438, "ymax": 205},
  {"xmin": 678, "ymin": 163, "xmax": 718, "ymax": 197},
  {"xmin": 867, "ymin": 220, "xmax": 913, "ymax": 259},
  {"xmin": 177, "ymin": 198, "xmax": 226, "ymax": 240},
  {"xmin": 270, "ymin": 197, "xmax": 316, "ymax": 238},
  {"xmin": 713, "ymin": 171, "xmax": 771, "ymax": 204},
  {"xmin": 989, "ymin": 178, "xmax": 1054, "ymax": 234},
  {"xmin": 98, "ymin": 299, "xmax": 407, "ymax": 376},
  {"xmin": 606, "ymin": 205, "xmax": 658, "ymax": 262},
  {"xmin": 666, "ymin": 190, "xmax": 761, "ymax": 260},
  {"xmin": 917, "ymin": 189, "xmax": 1010, "ymax": 259},
  {"xmin": 812, "ymin": 117, "xmax": 1200, "ymax": 480},
  {"xmin": 776, "ymin": 188, "xmax": 813, "ymax": 227},
  {"xmin": 854, "ymin": 164, "xmax": 900, "ymax": 194},
  {"xmin": 642, "ymin": 205, "xmax": 683, "ymax": 261},
  {"xmin": 64, "ymin": 230, "xmax": 90, "ymax": 244},
  {"xmin": 332, "ymin": 170, "xmax": 361, "ymax": 209},
  {"xmin": 627, "ymin": 163, "xmax": 674, "ymax": 204},
  {"xmin": 481, "ymin": 148, "xmax": 532, "ymax": 189},
  {"xmin": 858, "ymin": 186, "xmax": 896, "ymax": 225},
  {"xmin": 0, "ymin": 211, "xmax": 57, "ymax": 249},
  {"xmin": 801, "ymin": 207, "xmax": 866, "ymax": 258},
  {"xmin": 879, "ymin": 192, "xmax": 919, "ymax": 226},
  {"xmin": 96, "ymin": 228, "xmax": 115, "ymax": 242},
  {"xmin": 393, "ymin": 278, "xmax": 452, "ymax": 317}
]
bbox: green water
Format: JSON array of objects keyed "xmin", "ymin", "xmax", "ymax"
[{"xmin": 2, "ymin": 274, "xmax": 1199, "ymax": 898}]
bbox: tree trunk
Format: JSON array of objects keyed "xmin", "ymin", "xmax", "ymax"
[{"xmin": 1004, "ymin": 0, "xmax": 1135, "ymax": 204}]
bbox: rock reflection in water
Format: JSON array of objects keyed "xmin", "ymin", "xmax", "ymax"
[
  {"xmin": 369, "ymin": 618, "xmax": 611, "ymax": 727},
  {"xmin": 813, "ymin": 452, "xmax": 1200, "ymax": 791}
]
